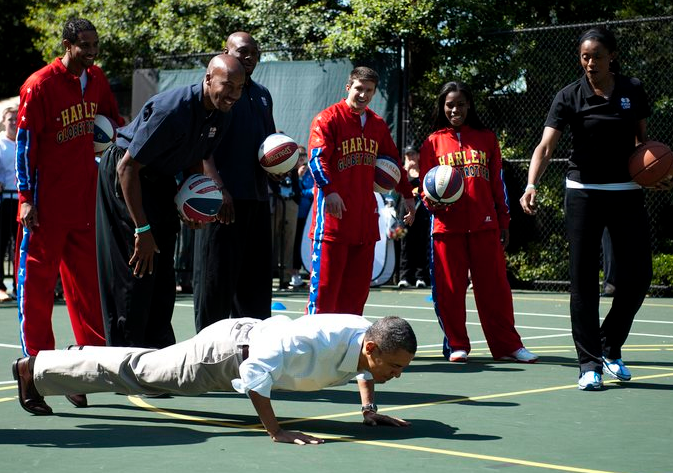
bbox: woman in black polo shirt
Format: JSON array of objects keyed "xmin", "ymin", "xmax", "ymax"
[{"xmin": 520, "ymin": 27, "xmax": 653, "ymax": 390}]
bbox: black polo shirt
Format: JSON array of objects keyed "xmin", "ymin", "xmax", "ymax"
[
  {"xmin": 116, "ymin": 82, "xmax": 230, "ymax": 176},
  {"xmin": 213, "ymin": 79, "xmax": 276, "ymax": 201},
  {"xmin": 545, "ymin": 74, "xmax": 650, "ymax": 184}
]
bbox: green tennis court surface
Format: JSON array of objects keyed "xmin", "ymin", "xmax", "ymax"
[{"xmin": 1, "ymin": 287, "xmax": 671, "ymax": 473}]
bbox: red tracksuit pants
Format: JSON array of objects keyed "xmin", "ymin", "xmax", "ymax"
[
  {"xmin": 431, "ymin": 229, "xmax": 523, "ymax": 359},
  {"xmin": 305, "ymin": 239, "xmax": 375, "ymax": 315},
  {"xmin": 16, "ymin": 221, "xmax": 106, "ymax": 356}
]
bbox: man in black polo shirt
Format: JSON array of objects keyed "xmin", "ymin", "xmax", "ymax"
[
  {"xmin": 97, "ymin": 54, "xmax": 245, "ymax": 349},
  {"xmin": 193, "ymin": 32, "xmax": 276, "ymax": 332}
]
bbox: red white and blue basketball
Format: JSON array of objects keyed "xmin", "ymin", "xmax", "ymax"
[
  {"xmin": 174, "ymin": 174, "xmax": 222, "ymax": 222},
  {"xmin": 258, "ymin": 133, "xmax": 299, "ymax": 174},
  {"xmin": 373, "ymin": 155, "xmax": 401, "ymax": 193},
  {"xmin": 93, "ymin": 114, "xmax": 117, "ymax": 153},
  {"xmin": 423, "ymin": 165, "xmax": 464, "ymax": 204}
]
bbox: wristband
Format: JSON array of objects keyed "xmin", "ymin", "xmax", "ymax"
[
  {"xmin": 525, "ymin": 184, "xmax": 537, "ymax": 191},
  {"xmin": 134, "ymin": 224, "xmax": 151, "ymax": 235}
]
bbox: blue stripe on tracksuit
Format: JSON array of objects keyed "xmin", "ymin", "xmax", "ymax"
[
  {"xmin": 306, "ymin": 188, "xmax": 326, "ymax": 315},
  {"xmin": 15, "ymin": 127, "xmax": 36, "ymax": 356},
  {"xmin": 500, "ymin": 169, "xmax": 510, "ymax": 214},
  {"xmin": 427, "ymin": 212, "xmax": 452, "ymax": 359},
  {"xmin": 15, "ymin": 128, "xmax": 32, "ymax": 193},
  {"xmin": 17, "ymin": 226, "xmax": 31, "ymax": 356},
  {"xmin": 306, "ymin": 146, "xmax": 330, "ymax": 314},
  {"xmin": 308, "ymin": 147, "xmax": 330, "ymax": 187}
]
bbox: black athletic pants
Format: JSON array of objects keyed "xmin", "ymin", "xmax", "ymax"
[
  {"xmin": 565, "ymin": 187, "xmax": 652, "ymax": 374},
  {"xmin": 96, "ymin": 145, "xmax": 178, "ymax": 348},
  {"xmin": 193, "ymin": 199, "xmax": 272, "ymax": 332},
  {"xmin": 399, "ymin": 201, "xmax": 430, "ymax": 284}
]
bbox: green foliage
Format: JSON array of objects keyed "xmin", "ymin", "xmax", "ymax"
[
  {"xmin": 507, "ymin": 234, "xmax": 569, "ymax": 282},
  {"xmin": 19, "ymin": 0, "xmax": 672, "ymax": 88},
  {"xmin": 651, "ymin": 254, "xmax": 673, "ymax": 286},
  {"xmin": 23, "ymin": 0, "xmax": 243, "ymax": 83}
]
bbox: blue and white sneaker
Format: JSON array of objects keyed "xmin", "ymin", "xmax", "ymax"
[
  {"xmin": 578, "ymin": 371, "xmax": 603, "ymax": 390},
  {"xmin": 602, "ymin": 357, "xmax": 632, "ymax": 381}
]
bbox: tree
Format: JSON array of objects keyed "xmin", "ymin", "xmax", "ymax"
[
  {"xmin": 23, "ymin": 0, "xmax": 245, "ymax": 83},
  {"xmin": 0, "ymin": 0, "xmax": 45, "ymax": 98}
]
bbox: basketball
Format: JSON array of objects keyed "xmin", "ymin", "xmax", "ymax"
[
  {"xmin": 174, "ymin": 174, "xmax": 223, "ymax": 222},
  {"xmin": 93, "ymin": 115, "xmax": 117, "ymax": 153},
  {"xmin": 373, "ymin": 155, "xmax": 401, "ymax": 193},
  {"xmin": 258, "ymin": 133, "xmax": 299, "ymax": 174},
  {"xmin": 423, "ymin": 164, "xmax": 464, "ymax": 204},
  {"xmin": 628, "ymin": 141, "xmax": 673, "ymax": 187}
]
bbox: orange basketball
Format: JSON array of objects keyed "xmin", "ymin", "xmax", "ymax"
[{"xmin": 628, "ymin": 141, "xmax": 673, "ymax": 187}]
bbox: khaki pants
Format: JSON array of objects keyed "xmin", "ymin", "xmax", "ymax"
[{"xmin": 34, "ymin": 318, "xmax": 258, "ymax": 397}]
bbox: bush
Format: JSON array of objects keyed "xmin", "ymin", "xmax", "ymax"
[
  {"xmin": 651, "ymin": 253, "xmax": 673, "ymax": 286},
  {"xmin": 507, "ymin": 234, "xmax": 569, "ymax": 284}
]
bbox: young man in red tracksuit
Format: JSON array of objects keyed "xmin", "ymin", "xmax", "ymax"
[
  {"xmin": 15, "ymin": 18, "xmax": 124, "ymax": 357},
  {"xmin": 419, "ymin": 81, "xmax": 536, "ymax": 364},
  {"xmin": 306, "ymin": 67, "xmax": 415, "ymax": 315}
]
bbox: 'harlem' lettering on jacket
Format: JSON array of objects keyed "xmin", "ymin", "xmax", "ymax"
[
  {"xmin": 341, "ymin": 136, "xmax": 379, "ymax": 156},
  {"xmin": 56, "ymin": 101, "xmax": 99, "ymax": 144},
  {"xmin": 438, "ymin": 149, "xmax": 486, "ymax": 167},
  {"xmin": 438, "ymin": 148, "xmax": 490, "ymax": 180},
  {"xmin": 60, "ymin": 101, "xmax": 98, "ymax": 127}
]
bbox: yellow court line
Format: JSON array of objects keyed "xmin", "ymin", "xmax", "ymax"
[
  {"xmin": 0, "ymin": 385, "xmax": 16, "ymax": 392},
  {"xmin": 321, "ymin": 438, "xmax": 628, "ymax": 473},
  {"xmin": 127, "ymin": 374, "xmax": 673, "ymax": 473},
  {"xmin": 127, "ymin": 396, "xmax": 262, "ymax": 430}
]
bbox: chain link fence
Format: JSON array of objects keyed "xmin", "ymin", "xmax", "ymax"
[{"xmin": 406, "ymin": 17, "xmax": 673, "ymax": 295}]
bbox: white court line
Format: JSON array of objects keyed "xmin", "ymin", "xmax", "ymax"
[
  {"xmin": 259, "ymin": 299, "xmax": 673, "ymax": 326},
  {"xmin": 0, "ymin": 343, "xmax": 20, "ymax": 349},
  {"xmin": 418, "ymin": 333, "xmax": 573, "ymax": 349}
]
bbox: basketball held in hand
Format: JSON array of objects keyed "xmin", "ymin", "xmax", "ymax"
[
  {"xmin": 175, "ymin": 174, "xmax": 223, "ymax": 222},
  {"xmin": 93, "ymin": 115, "xmax": 117, "ymax": 154},
  {"xmin": 373, "ymin": 155, "xmax": 401, "ymax": 193},
  {"xmin": 628, "ymin": 141, "xmax": 673, "ymax": 187},
  {"xmin": 423, "ymin": 165, "xmax": 464, "ymax": 204},
  {"xmin": 258, "ymin": 133, "xmax": 300, "ymax": 175}
]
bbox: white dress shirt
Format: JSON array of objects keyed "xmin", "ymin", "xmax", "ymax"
[
  {"xmin": 232, "ymin": 313, "xmax": 373, "ymax": 398},
  {"xmin": 0, "ymin": 132, "xmax": 17, "ymax": 191}
]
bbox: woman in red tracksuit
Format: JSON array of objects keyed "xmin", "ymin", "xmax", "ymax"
[{"xmin": 419, "ymin": 81, "xmax": 537, "ymax": 364}]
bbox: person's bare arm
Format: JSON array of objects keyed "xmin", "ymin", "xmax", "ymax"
[
  {"xmin": 357, "ymin": 378, "xmax": 410, "ymax": 427},
  {"xmin": 519, "ymin": 127, "xmax": 562, "ymax": 215},
  {"xmin": 117, "ymin": 151, "xmax": 159, "ymax": 277},
  {"xmin": 248, "ymin": 390, "xmax": 324, "ymax": 445}
]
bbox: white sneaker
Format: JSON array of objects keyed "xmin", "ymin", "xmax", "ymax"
[
  {"xmin": 602, "ymin": 357, "xmax": 631, "ymax": 381},
  {"xmin": 448, "ymin": 350, "xmax": 468, "ymax": 362},
  {"xmin": 415, "ymin": 280, "xmax": 427, "ymax": 288},
  {"xmin": 290, "ymin": 274, "xmax": 304, "ymax": 287},
  {"xmin": 578, "ymin": 371, "xmax": 603, "ymax": 390},
  {"xmin": 499, "ymin": 347, "xmax": 538, "ymax": 363},
  {"xmin": 397, "ymin": 279, "xmax": 410, "ymax": 288}
]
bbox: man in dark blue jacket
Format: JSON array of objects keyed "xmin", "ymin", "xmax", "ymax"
[{"xmin": 193, "ymin": 32, "xmax": 276, "ymax": 332}]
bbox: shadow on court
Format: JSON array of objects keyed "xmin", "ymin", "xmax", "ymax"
[{"xmin": 196, "ymin": 388, "xmax": 519, "ymax": 408}]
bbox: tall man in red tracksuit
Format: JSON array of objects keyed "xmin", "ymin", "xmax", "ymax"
[
  {"xmin": 15, "ymin": 18, "xmax": 124, "ymax": 357},
  {"xmin": 306, "ymin": 67, "xmax": 415, "ymax": 315}
]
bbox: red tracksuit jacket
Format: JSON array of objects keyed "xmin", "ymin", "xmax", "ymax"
[
  {"xmin": 16, "ymin": 58, "xmax": 123, "ymax": 226},
  {"xmin": 419, "ymin": 125, "xmax": 510, "ymax": 233},
  {"xmin": 308, "ymin": 99, "xmax": 412, "ymax": 245}
]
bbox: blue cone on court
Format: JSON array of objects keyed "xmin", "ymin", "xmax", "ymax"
[{"xmin": 271, "ymin": 302, "xmax": 287, "ymax": 310}]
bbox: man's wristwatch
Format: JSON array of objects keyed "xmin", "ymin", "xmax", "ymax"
[{"xmin": 361, "ymin": 403, "xmax": 378, "ymax": 414}]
